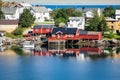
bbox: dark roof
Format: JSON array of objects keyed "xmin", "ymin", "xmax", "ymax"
[
  {"xmin": 0, "ymin": 20, "xmax": 18, "ymax": 25},
  {"xmin": 1, "ymin": 7, "xmax": 17, "ymax": 15},
  {"xmin": 52, "ymin": 28, "xmax": 77, "ymax": 34},
  {"xmin": 33, "ymin": 25, "xmax": 54, "ymax": 28},
  {"xmin": 80, "ymin": 30, "xmax": 101, "ymax": 35}
]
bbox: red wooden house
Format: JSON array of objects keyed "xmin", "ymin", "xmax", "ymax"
[
  {"xmin": 48, "ymin": 28, "xmax": 79, "ymax": 41},
  {"xmin": 79, "ymin": 30, "xmax": 102, "ymax": 40},
  {"xmin": 33, "ymin": 24, "xmax": 54, "ymax": 35}
]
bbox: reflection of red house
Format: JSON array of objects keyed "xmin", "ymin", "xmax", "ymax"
[
  {"xmin": 33, "ymin": 24, "xmax": 54, "ymax": 35},
  {"xmin": 48, "ymin": 47, "xmax": 102, "ymax": 55},
  {"xmin": 80, "ymin": 47, "xmax": 102, "ymax": 55},
  {"xmin": 79, "ymin": 30, "xmax": 102, "ymax": 40},
  {"xmin": 49, "ymin": 28, "xmax": 79, "ymax": 41}
]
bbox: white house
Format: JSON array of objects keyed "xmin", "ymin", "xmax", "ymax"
[
  {"xmin": 115, "ymin": 10, "xmax": 120, "ymax": 21},
  {"xmin": 85, "ymin": 8, "xmax": 101, "ymax": 18},
  {"xmin": 2, "ymin": 7, "xmax": 20, "ymax": 20},
  {"xmin": 14, "ymin": 2, "xmax": 32, "ymax": 15},
  {"xmin": 31, "ymin": 6, "xmax": 50, "ymax": 22},
  {"xmin": 67, "ymin": 17, "xmax": 85, "ymax": 30}
]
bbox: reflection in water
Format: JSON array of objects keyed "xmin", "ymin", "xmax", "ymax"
[{"xmin": 1, "ymin": 44, "xmax": 120, "ymax": 59}]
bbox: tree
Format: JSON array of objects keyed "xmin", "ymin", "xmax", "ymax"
[
  {"xmin": 98, "ymin": 13, "xmax": 109, "ymax": 34},
  {"xmin": 0, "ymin": 7, "xmax": 4, "ymax": 19},
  {"xmin": 103, "ymin": 6, "xmax": 115, "ymax": 17},
  {"xmin": 50, "ymin": 8, "xmax": 82, "ymax": 27},
  {"xmin": 55, "ymin": 17, "xmax": 66, "ymax": 27},
  {"xmin": 87, "ymin": 10, "xmax": 100, "ymax": 31},
  {"xmin": 19, "ymin": 9, "xmax": 35, "ymax": 28},
  {"xmin": 13, "ymin": 27, "xmax": 23, "ymax": 35},
  {"xmin": 86, "ymin": 10, "xmax": 108, "ymax": 33}
]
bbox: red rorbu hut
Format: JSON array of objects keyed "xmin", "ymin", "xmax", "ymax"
[
  {"xmin": 48, "ymin": 28, "xmax": 79, "ymax": 41},
  {"xmin": 79, "ymin": 30, "xmax": 102, "ymax": 40},
  {"xmin": 33, "ymin": 24, "xmax": 54, "ymax": 36}
]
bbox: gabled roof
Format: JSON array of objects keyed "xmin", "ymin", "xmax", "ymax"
[
  {"xmin": 33, "ymin": 24, "xmax": 54, "ymax": 29},
  {"xmin": 52, "ymin": 28, "xmax": 77, "ymax": 34},
  {"xmin": 1, "ymin": 7, "xmax": 17, "ymax": 15},
  {"xmin": 32, "ymin": 6, "xmax": 49, "ymax": 13},
  {"xmin": 0, "ymin": 20, "xmax": 18, "ymax": 25}
]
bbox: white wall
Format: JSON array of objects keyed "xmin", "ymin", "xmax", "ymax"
[
  {"xmin": 67, "ymin": 18, "xmax": 85, "ymax": 30},
  {"xmin": 5, "ymin": 8, "xmax": 20, "ymax": 20},
  {"xmin": 32, "ymin": 11, "xmax": 50, "ymax": 22}
]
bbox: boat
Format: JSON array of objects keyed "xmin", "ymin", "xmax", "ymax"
[{"xmin": 20, "ymin": 41, "xmax": 35, "ymax": 48}]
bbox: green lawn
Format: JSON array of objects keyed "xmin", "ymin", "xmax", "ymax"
[
  {"xmin": 35, "ymin": 21, "xmax": 54, "ymax": 25},
  {"xmin": 103, "ymin": 33, "xmax": 120, "ymax": 40}
]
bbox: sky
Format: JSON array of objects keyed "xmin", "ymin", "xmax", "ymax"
[{"xmin": 2, "ymin": 0, "xmax": 120, "ymax": 5}]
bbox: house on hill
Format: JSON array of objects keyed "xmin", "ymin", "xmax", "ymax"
[
  {"xmin": 0, "ymin": 20, "xmax": 18, "ymax": 33},
  {"xmin": 76, "ymin": 8, "xmax": 103, "ymax": 18},
  {"xmin": 1, "ymin": 7, "xmax": 20, "ymax": 20},
  {"xmin": 67, "ymin": 17, "xmax": 85, "ymax": 30},
  {"xmin": 31, "ymin": 6, "xmax": 51, "ymax": 22},
  {"xmin": 106, "ymin": 17, "xmax": 120, "ymax": 32},
  {"xmin": 115, "ymin": 10, "xmax": 120, "ymax": 21}
]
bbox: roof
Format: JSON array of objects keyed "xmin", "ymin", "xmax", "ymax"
[
  {"xmin": 33, "ymin": 24, "xmax": 54, "ymax": 28},
  {"xmin": 32, "ymin": 6, "xmax": 49, "ymax": 13},
  {"xmin": 69, "ymin": 17, "xmax": 84, "ymax": 20},
  {"xmin": 1, "ymin": 7, "xmax": 17, "ymax": 15},
  {"xmin": 0, "ymin": 20, "xmax": 18, "ymax": 25},
  {"xmin": 52, "ymin": 28, "xmax": 77, "ymax": 34},
  {"xmin": 116, "ymin": 10, "xmax": 120, "ymax": 15},
  {"xmin": 80, "ymin": 30, "xmax": 101, "ymax": 35},
  {"xmin": 106, "ymin": 18, "xmax": 118, "ymax": 21},
  {"xmin": 76, "ymin": 8, "xmax": 104, "ymax": 13}
]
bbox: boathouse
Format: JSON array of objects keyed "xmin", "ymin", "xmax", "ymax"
[
  {"xmin": 79, "ymin": 30, "xmax": 102, "ymax": 40},
  {"xmin": 33, "ymin": 24, "xmax": 54, "ymax": 35},
  {"xmin": 49, "ymin": 28, "xmax": 79, "ymax": 41}
]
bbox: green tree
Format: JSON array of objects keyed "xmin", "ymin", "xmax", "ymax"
[
  {"xmin": 103, "ymin": 6, "xmax": 115, "ymax": 17},
  {"xmin": 0, "ymin": 7, "xmax": 4, "ymax": 19},
  {"xmin": 98, "ymin": 13, "xmax": 109, "ymax": 34},
  {"xmin": 86, "ymin": 11, "xmax": 108, "ymax": 33},
  {"xmin": 50, "ymin": 8, "xmax": 82, "ymax": 27},
  {"xmin": 19, "ymin": 9, "xmax": 35, "ymax": 28},
  {"xmin": 55, "ymin": 17, "xmax": 66, "ymax": 27},
  {"xmin": 13, "ymin": 27, "xmax": 23, "ymax": 35},
  {"xmin": 87, "ymin": 10, "xmax": 100, "ymax": 31}
]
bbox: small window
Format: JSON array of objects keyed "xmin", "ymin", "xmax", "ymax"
[{"xmin": 111, "ymin": 26, "xmax": 114, "ymax": 29}]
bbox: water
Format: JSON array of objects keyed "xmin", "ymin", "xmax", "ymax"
[
  {"xmin": 0, "ymin": 45, "xmax": 120, "ymax": 80},
  {"xmin": 31, "ymin": 5, "xmax": 120, "ymax": 9}
]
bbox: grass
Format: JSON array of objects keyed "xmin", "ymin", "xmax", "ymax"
[
  {"xmin": 35, "ymin": 21, "xmax": 54, "ymax": 25},
  {"xmin": 103, "ymin": 33, "xmax": 120, "ymax": 40}
]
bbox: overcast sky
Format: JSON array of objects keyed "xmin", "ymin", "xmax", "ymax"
[{"xmin": 3, "ymin": 0, "xmax": 120, "ymax": 5}]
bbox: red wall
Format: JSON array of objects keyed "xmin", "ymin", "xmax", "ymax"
[{"xmin": 33, "ymin": 28, "xmax": 52, "ymax": 34}]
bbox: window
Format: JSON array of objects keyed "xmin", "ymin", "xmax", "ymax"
[{"xmin": 111, "ymin": 26, "xmax": 114, "ymax": 29}]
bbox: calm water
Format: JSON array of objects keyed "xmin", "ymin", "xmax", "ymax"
[
  {"xmin": 31, "ymin": 5, "xmax": 120, "ymax": 9},
  {"xmin": 0, "ymin": 45, "xmax": 120, "ymax": 80}
]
